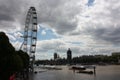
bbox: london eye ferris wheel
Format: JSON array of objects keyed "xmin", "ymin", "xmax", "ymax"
[{"xmin": 20, "ymin": 7, "xmax": 37, "ymax": 71}]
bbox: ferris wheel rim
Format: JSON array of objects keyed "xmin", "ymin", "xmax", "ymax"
[{"xmin": 21, "ymin": 7, "xmax": 37, "ymax": 56}]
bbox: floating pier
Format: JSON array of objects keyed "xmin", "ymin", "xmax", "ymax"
[{"xmin": 70, "ymin": 65, "xmax": 96, "ymax": 74}]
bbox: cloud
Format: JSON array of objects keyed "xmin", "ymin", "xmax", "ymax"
[
  {"xmin": 0, "ymin": 0, "xmax": 87, "ymax": 34},
  {"xmin": 1, "ymin": 0, "xmax": 120, "ymax": 59},
  {"xmin": 73, "ymin": 0, "xmax": 120, "ymax": 44},
  {"xmin": 37, "ymin": 0, "xmax": 88, "ymax": 34},
  {"xmin": 37, "ymin": 0, "xmax": 120, "ymax": 59},
  {"xmin": 0, "ymin": 0, "xmax": 25, "ymax": 32},
  {"xmin": 41, "ymin": 30, "xmax": 46, "ymax": 35},
  {"xmin": 6, "ymin": 33, "xmax": 16, "ymax": 41}
]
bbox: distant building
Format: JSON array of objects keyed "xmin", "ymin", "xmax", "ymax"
[
  {"xmin": 112, "ymin": 52, "xmax": 120, "ymax": 63},
  {"xmin": 67, "ymin": 48, "xmax": 72, "ymax": 64},
  {"xmin": 118, "ymin": 59, "xmax": 120, "ymax": 63},
  {"xmin": 54, "ymin": 53, "xmax": 58, "ymax": 60},
  {"xmin": 112, "ymin": 52, "xmax": 120, "ymax": 56}
]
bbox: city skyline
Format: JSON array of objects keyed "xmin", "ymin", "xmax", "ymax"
[{"xmin": 0, "ymin": 0, "xmax": 120, "ymax": 59}]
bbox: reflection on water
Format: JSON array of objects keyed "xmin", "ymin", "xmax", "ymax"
[{"xmin": 30, "ymin": 65, "xmax": 120, "ymax": 80}]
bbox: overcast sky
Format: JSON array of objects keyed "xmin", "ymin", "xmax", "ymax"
[{"xmin": 0, "ymin": 0, "xmax": 120, "ymax": 60}]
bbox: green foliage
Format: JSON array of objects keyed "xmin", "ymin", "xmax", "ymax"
[
  {"xmin": 0, "ymin": 32, "xmax": 29, "ymax": 80},
  {"xmin": 9, "ymin": 54, "xmax": 23, "ymax": 71},
  {"xmin": 17, "ymin": 50, "xmax": 29, "ymax": 69}
]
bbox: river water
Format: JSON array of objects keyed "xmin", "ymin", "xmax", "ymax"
[{"xmin": 30, "ymin": 65, "xmax": 120, "ymax": 80}]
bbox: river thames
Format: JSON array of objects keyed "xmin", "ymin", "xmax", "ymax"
[{"xmin": 29, "ymin": 65, "xmax": 120, "ymax": 80}]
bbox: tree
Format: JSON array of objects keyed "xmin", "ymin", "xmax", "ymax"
[
  {"xmin": 17, "ymin": 50, "xmax": 29, "ymax": 70},
  {"xmin": 0, "ymin": 32, "xmax": 23, "ymax": 80}
]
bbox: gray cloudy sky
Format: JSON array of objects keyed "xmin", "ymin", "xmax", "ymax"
[{"xmin": 0, "ymin": 0, "xmax": 120, "ymax": 59}]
